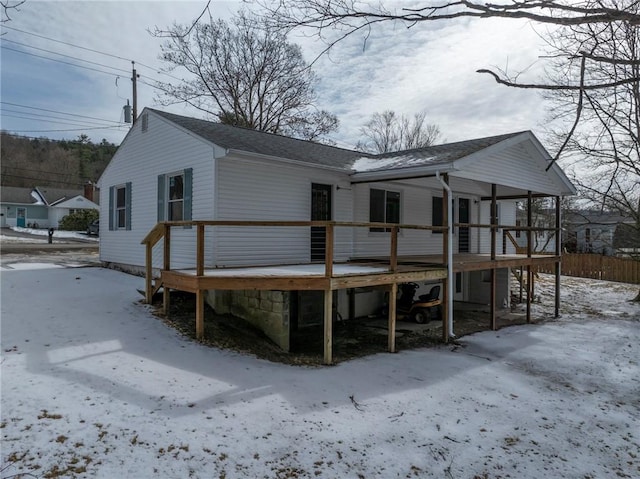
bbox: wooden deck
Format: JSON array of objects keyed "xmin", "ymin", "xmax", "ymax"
[{"xmin": 142, "ymin": 218, "xmax": 563, "ymax": 365}]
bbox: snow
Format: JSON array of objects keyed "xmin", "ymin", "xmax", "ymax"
[
  {"xmin": 178, "ymin": 263, "xmax": 389, "ymax": 277},
  {"xmin": 10, "ymin": 226, "xmax": 99, "ymax": 242},
  {"xmin": 1, "ymin": 264, "xmax": 639, "ymax": 478},
  {"xmin": 351, "ymin": 155, "xmax": 438, "ymax": 172}
]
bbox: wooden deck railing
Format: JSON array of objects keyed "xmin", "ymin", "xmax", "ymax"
[{"xmin": 140, "ymin": 220, "xmax": 447, "ymax": 303}]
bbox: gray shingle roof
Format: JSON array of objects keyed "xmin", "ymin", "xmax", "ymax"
[
  {"xmin": 35, "ymin": 187, "xmax": 83, "ymax": 205},
  {"xmin": 149, "ymin": 109, "xmax": 528, "ymax": 173},
  {"xmin": 1, "ymin": 186, "xmax": 37, "ymax": 204},
  {"xmin": 357, "ymin": 132, "xmax": 527, "ymax": 172},
  {"xmin": 149, "ymin": 109, "xmax": 365, "ymax": 169}
]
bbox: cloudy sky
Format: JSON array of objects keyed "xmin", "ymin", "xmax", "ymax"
[{"xmin": 0, "ymin": 0, "xmax": 553, "ymax": 149}]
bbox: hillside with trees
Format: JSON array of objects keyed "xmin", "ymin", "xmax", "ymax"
[{"xmin": 0, "ymin": 132, "xmax": 117, "ymax": 189}]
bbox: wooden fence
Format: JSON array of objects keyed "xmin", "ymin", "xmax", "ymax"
[{"xmin": 537, "ymin": 253, "xmax": 640, "ymax": 284}]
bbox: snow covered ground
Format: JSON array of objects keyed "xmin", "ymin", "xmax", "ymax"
[
  {"xmin": 1, "ymin": 265, "xmax": 638, "ymax": 478},
  {"xmin": 4, "ymin": 227, "xmax": 99, "ymax": 242}
]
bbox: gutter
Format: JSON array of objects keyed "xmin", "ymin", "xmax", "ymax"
[{"xmin": 436, "ymin": 171, "xmax": 455, "ymax": 338}]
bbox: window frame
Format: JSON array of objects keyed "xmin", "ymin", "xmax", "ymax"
[
  {"xmin": 167, "ymin": 172, "xmax": 185, "ymax": 221},
  {"xmin": 108, "ymin": 182, "xmax": 131, "ymax": 231},
  {"xmin": 157, "ymin": 168, "xmax": 192, "ymax": 228}
]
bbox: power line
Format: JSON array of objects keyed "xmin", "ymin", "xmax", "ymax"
[
  {"xmin": 2, "ymin": 25, "xmax": 134, "ymax": 63},
  {"xmin": 7, "ymin": 125, "xmax": 128, "ymax": 133},
  {"xmin": 0, "ymin": 101, "xmax": 125, "ymax": 124},
  {"xmin": 1, "ymin": 46, "xmax": 123, "ymax": 78},
  {"xmin": 0, "ymin": 112, "xmax": 121, "ymax": 129},
  {"xmin": 2, "ymin": 38, "xmax": 131, "ymax": 74},
  {"xmin": 0, "ymin": 173, "xmax": 85, "ymax": 188},
  {"xmin": 2, "ymin": 24, "xmax": 187, "ymax": 84},
  {"xmin": 2, "ymin": 165, "xmax": 94, "ymax": 179}
]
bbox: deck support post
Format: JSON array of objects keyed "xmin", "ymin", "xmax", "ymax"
[
  {"xmin": 490, "ymin": 270, "xmax": 497, "ymax": 330},
  {"xmin": 388, "ymin": 283, "xmax": 397, "ymax": 353},
  {"xmin": 554, "ymin": 196, "xmax": 561, "ymax": 318},
  {"xmin": 196, "ymin": 289, "xmax": 204, "ymax": 339},
  {"xmin": 163, "ymin": 287, "xmax": 170, "ymax": 316},
  {"xmin": 323, "ymin": 288, "xmax": 333, "ymax": 365},
  {"xmin": 526, "ymin": 267, "xmax": 532, "ymax": 323}
]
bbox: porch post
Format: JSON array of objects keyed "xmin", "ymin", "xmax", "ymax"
[
  {"xmin": 526, "ymin": 191, "xmax": 532, "ymax": 323},
  {"xmin": 145, "ymin": 242, "xmax": 153, "ymax": 304},
  {"xmin": 163, "ymin": 224, "xmax": 171, "ymax": 316},
  {"xmin": 388, "ymin": 283, "xmax": 397, "ymax": 353},
  {"xmin": 442, "ymin": 174, "xmax": 450, "ymax": 342},
  {"xmin": 490, "ymin": 184, "xmax": 497, "ymax": 330},
  {"xmin": 323, "ymin": 288, "xmax": 333, "ymax": 365},
  {"xmin": 555, "ymin": 196, "xmax": 561, "ymax": 317}
]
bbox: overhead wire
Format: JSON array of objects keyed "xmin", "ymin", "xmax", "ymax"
[
  {"xmin": 1, "ymin": 38, "xmax": 131, "ymax": 74},
  {"xmin": 0, "ymin": 173, "xmax": 85, "ymax": 188},
  {"xmin": 2, "ymin": 24, "xmax": 188, "ymax": 84},
  {"xmin": 1, "ymin": 112, "xmax": 122, "ymax": 129},
  {"xmin": 0, "ymin": 101, "xmax": 125, "ymax": 124},
  {"xmin": 1, "ymin": 46, "xmax": 124, "ymax": 78}
]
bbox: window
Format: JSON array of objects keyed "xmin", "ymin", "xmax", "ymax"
[
  {"xmin": 108, "ymin": 183, "xmax": 131, "ymax": 231},
  {"xmin": 158, "ymin": 168, "xmax": 192, "ymax": 227},
  {"xmin": 432, "ymin": 196, "xmax": 443, "ymax": 234},
  {"xmin": 168, "ymin": 173, "xmax": 184, "ymax": 221},
  {"xmin": 515, "ymin": 219, "xmax": 522, "ymax": 238},
  {"xmin": 369, "ymin": 188, "xmax": 400, "ymax": 232}
]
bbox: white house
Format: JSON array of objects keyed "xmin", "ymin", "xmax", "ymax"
[
  {"xmin": 0, "ymin": 186, "xmax": 99, "ymax": 229},
  {"xmin": 98, "ymin": 108, "xmax": 576, "ymax": 353}
]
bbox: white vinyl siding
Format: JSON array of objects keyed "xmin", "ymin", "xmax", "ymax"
[
  {"xmin": 215, "ymin": 155, "xmax": 352, "ymax": 267},
  {"xmin": 455, "ymin": 141, "xmax": 566, "ymax": 196},
  {"xmin": 99, "ymin": 111, "xmax": 215, "ymax": 269}
]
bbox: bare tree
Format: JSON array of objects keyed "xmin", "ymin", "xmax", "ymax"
[
  {"xmin": 265, "ymin": 0, "xmax": 640, "ymax": 298},
  {"xmin": 154, "ymin": 11, "xmax": 338, "ymax": 142},
  {"xmin": 1, "ymin": 0, "xmax": 25, "ymax": 23},
  {"xmin": 357, "ymin": 110, "xmax": 441, "ymax": 153},
  {"xmin": 541, "ymin": 1, "xmax": 640, "ymax": 299}
]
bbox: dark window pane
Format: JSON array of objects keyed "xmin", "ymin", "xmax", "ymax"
[
  {"xmin": 169, "ymin": 175, "xmax": 184, "ymax": 200},
  {"xmin": 370, "ymin": 188, "xmax": 385, "ymax": 232},
  {"xmin": 117, "ymin": 209, "xmax": 126, "ymax": 228},
  {"xmin": 116, "ymin": 187, "xmax": 126, "ymax": 208},
  {"xmin": 169, "ymin": 200, "xmax": 183, "ymax": 221},
  {"xmin": 386, "ymin": 191, "xmax": 400, "ymax": 224},
  {"xmin": 432, "ymin": 196, "xmax": 443, "ymax": 234}
]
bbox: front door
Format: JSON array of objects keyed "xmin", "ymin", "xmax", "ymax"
[
  {"xmin": 16, "ymin": 207, "xmax": 26, "ymax": 228},
  {"xmin": 311, "ymin": 183, "xmax": 332, "ymax": 262},
  {"xmin": 458, "ymin": 198, "xmax": 470, "ymax": 253}
]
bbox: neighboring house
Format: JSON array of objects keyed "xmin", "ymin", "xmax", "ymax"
[
  {"xmin": 98, "ymin": 108, "xmax": 575, "ymax": 353},
  {"xmin": 514, "ymin": 207, "xmax": 557, "ymax": 254},
  {"xmin": 565, "ymin": 210, "xmax": 634, "ymax": 256},
  {"xmin": 0, "ymin": 185, "xmax": 99, "ymax": 228},
  {"xmin": 613, "ymin": 223, "xmax": 640, "ymax": 257}
]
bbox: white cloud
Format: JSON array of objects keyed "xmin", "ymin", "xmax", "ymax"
[{"xmin": 1, "ymin": 1, "xmax": 554, "ymax": 148}]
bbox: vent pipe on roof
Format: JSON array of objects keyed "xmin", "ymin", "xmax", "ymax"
[{"xmin": 436, "ymin": 171, "xmax": 455, "ymax": 338}]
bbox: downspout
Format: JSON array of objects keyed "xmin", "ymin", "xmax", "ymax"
[{"xmin": 436, "ymin": 171, "xmax": 455, "ymax": 338}]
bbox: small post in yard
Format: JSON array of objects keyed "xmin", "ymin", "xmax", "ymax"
[{"xmin": 47, "ymin": 228, "xmax": 54, "ymax": 244}]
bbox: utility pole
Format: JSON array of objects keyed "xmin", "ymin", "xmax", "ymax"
[{"xmin": 132, "ymin": 61, "xmax": 139, "ymax": 124}]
